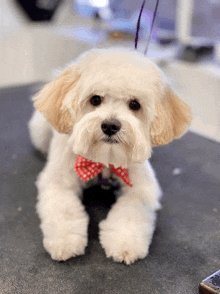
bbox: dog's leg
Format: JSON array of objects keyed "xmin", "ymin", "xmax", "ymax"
[
  {"xmin": 28, "ymin": 110, "xmax": 53, "ymax": 154},
  {"xmin": 36, "ymin": 133, "xmax": 89, "ymax": 261},
  {"xmin": 99, "ymin": 161, "xmax": 162, "ymax": 265}
]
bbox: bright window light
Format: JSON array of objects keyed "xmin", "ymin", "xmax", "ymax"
[{"xmin": 89, "ymin": 0, "xmax": 109, "ymax": 8}]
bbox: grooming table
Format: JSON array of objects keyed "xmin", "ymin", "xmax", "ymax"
[{"xmin": 1, "ymin": 84, "xmax": 220, "ymax": 294}]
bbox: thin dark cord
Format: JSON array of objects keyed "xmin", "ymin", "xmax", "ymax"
[
  {"xmin": 135, "ymin": 0, "xmax": 146, "ymax": 50},
  {"xmin": 144, "ymin": 0, "xmax": 160, "ymax": 55}
]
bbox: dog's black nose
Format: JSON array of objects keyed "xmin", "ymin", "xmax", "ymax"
[{"xmin": 101, "ymin": 119, "xmax": 121, "ymax": 136}]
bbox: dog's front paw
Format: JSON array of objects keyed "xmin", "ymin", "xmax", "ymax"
[
  {"xmin": 43, "ymin": 234, "xmax": 87, "ymax": 261},
  {"xmin": 99, "ymin": 216, "xmax": 154, "ymax": 265}
]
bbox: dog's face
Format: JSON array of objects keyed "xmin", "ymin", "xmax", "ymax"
[{"xmin": 34, "ymin": 48, "xmax": 191, "ymax": 168}]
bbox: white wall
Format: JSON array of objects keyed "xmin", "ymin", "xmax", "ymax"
[
  {"xmin": 164, "ymin": 61, "xmax": 220, "ymax": 142},
  {"xmin": 0, "ymin": 0, "xmax": 92, "ymax": 85}
]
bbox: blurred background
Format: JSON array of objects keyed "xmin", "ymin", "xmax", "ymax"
[{"xmin": 0, "ymin": 0, "xmax": 220, "ymax": 142}]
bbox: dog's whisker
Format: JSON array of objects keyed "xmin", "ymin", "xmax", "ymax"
[
  {"xmin": 116, "ymin": 131, "xmax": 129, "ymax": 145},
  {"xmin": 86, "ymin": 126, "xmax": 97, "ymax": 133}
]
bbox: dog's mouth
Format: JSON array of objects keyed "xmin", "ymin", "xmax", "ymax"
[{"xmin": 102, "ymin": 137, "xmax": 119, "ymax": 144}]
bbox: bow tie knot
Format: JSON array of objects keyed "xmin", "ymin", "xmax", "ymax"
[{"xmin": 74, "ymin": 155, "xmax": 132, "ymax": 187}]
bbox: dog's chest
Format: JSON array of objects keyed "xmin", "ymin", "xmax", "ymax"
[
  {"xmin": 98, "ymin": 167, "xmax": 119, "ymax": 190},
  {"xmin": 101, "ymin": 167, "xmax": 111, "ymax": 179},
  {"xmin": 98, "ymin": 176, "xmax": 120, "ymax": 191}
]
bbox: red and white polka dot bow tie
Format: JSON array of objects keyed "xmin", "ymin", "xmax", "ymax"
[{"xmin": 74, "ymin": 155, "xmax": 132, "ymax": 187}]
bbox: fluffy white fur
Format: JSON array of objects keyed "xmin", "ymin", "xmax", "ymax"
[{"xmin": 29, "ymin": 48, "xmax": 191, "ymax": 264}]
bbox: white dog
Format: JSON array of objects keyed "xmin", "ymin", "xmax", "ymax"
[{"xmin": 29, "ymin": 48, "xmax": 191, "ymax": 264}]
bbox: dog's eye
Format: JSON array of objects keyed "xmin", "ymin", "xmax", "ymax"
[
  {"xmin": 90, "ymin": 95, "xmax": 102, "ymax": 106},
  {"xmin": 129, "ymin": 99, "xmax": 141, "ymax": 111}
]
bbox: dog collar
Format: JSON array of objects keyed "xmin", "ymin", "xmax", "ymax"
[{"xmin": 74, "ymin": 155, "xmax": 132, "ymax": 187}]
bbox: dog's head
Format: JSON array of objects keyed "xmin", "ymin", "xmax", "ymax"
[{"xmin": 34, "ymin": 48, "xmax": 191, "ymax": 168}]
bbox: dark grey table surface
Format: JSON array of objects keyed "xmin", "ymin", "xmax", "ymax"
[{"xmin": 1, "ymin": 84, "xmax": 220, "ymax": 294}]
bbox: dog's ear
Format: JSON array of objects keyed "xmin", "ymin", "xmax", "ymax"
[
  {"xmin": 33, "ymin": 68, "xmax": 80, "ymax": 134},
  {"xmin": 150, "ymin": 86, "xmax": 191, "ymax": 146}
]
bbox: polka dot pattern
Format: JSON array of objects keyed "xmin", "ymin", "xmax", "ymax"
[
  {"xmin": 75, "ymin": 155, "xmax": 132, "ymax": 187},
  {"xmin": 109, "ymin": 164, "xmax": 132, "ymax": 187}
]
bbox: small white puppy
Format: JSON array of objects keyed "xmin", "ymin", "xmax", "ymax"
[{"xmin": 29, "ymin": 48, "xmax": 191, "ymax": 264}]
